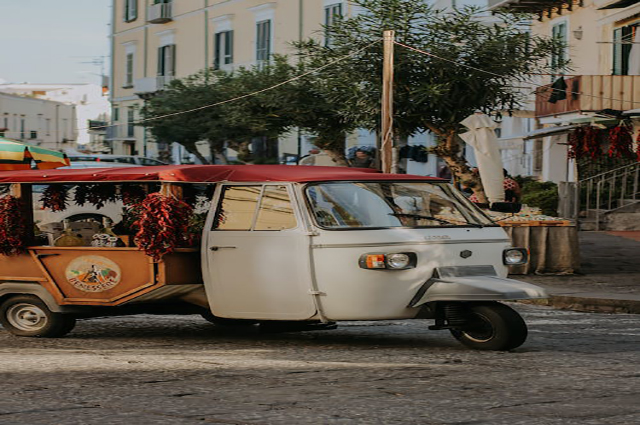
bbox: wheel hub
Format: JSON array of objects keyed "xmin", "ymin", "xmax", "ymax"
[{"xmin": 7, "ymin": 303, "xmax": 48, "ymax": 332}]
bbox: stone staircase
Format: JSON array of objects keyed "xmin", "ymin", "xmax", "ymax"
[{"xmin": 576, "ymin": 163, "xmax": 640, "ymax": 231}]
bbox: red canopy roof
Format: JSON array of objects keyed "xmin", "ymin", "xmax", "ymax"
[{"xmin": 0, "ymin": 165, "xmax": 445, "ymax": 184}]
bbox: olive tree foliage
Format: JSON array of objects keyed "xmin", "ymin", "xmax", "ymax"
[
  {"xmin": 141, "ymin": 55, "xmax": 358, "ymax": 165},
  {"xmin": 141, "ymin": 58, "xmax": 299, "ymax": 164},
  {"xmin": 296, "ymin": 0, "xmax": 567, "ymax": 202}
]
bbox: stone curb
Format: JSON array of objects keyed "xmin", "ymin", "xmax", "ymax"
[{"xmin": 519, "ymin": 296, "xmax": 640, "ymax": 315}]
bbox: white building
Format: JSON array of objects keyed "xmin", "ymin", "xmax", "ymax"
[
  {"xmin": 0, "ymin": 92, "xmax": 77, "ymax": 151},
  {"xmin": 0, "ymin": 83, "xmax": 110, "ymax": 150}
]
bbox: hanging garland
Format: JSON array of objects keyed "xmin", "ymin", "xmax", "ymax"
[
  {"xmin": 41, "ymin": 185, "xmax": 69, "ymax": 212},
  {"xmin": 582, "ymin": 127, "xmax": 602, "ymax": 159},
  {"xmin": 74, "ymin": 184, "xmax": 118, "ymax": 209},
  {"xmin": 0, "ymin": 196, "xmax": 27, "ymax": 256},
  {"xmin": 120, "ymin": 184, "xmax": 147, "ymax": 206},
  {"xmin": 133, "ymin": 193, "xmax": 194, "ymax": 261},
  {"xmin": 608, "ymin": 124, "xmax": 635, "ymax": 159}
]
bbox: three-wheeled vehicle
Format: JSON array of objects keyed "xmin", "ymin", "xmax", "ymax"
[{"xmin": 0, "ymin": 165, "xmax": 546, "ymax": 350}]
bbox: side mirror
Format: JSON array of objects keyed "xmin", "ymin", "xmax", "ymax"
[{"xmin": 490, "ymin": 202, "xmax": 522, "ymax": 214}]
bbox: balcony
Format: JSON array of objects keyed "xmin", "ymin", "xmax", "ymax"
[
  {"xmin": 535, "ymin": 75, "xmax": 640, "ymax": 118},
  {"xmin": 488, "ymin": 0, "xmax": 581, "ymax": 13},
  {"xmin": 134, "ymin": 77, "xmax": 159, "ymax": 94},
  {"xmin": 147, "ymin": 2, "xmax": 172, "ymax": 24}
]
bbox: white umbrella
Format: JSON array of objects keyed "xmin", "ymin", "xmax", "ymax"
[
  {"xmin": 627, "ymin": 30, "xmax": 640, "ymax": 76},
  {"xmin": 459, "ymin": 112, "xmax": 504, "ymax": 203}
]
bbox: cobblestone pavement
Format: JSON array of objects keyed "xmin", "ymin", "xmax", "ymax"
[{"xmin": 1, "ymin": 304, "xmax": 639, "ymax": 425}]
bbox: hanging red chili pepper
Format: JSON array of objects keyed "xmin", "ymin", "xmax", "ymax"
[
  {"xmin": 41, "ymin": 184, "xmax": 69, "ymax": 212},
  {"xmin": 568, "ymin": 127, "xmax": 584, "ymax": 159},
  {"xmin": 120, "ymin": 184, "xmax": 147, "ymax": 206},
  {"xmin": 133, "ymin": 193, "xmax": 194, "ymax": 261},
  {"xmin": 583, "ymin": 127, "xmax": 602, "ymax": 159},
  {"xmin": 73, "ymin": 184, "xmax": 118, "ymax": 209},
  {"xmin": 608, "ymin": 124, "xmax": 635, "ymax": 159},
  {"xmin": 0, "ymin": 195, "xmax": 27, "ymax": 256}
]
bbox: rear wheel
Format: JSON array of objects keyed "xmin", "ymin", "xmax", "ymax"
[
  {"xmin": 450, "ymin": 302, "xmax": 528, "ymax": 351},
  {"xmin": 0, "ymin": 295, "xmax": 76, "ymax": 338}
]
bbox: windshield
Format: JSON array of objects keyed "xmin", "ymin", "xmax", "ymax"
[{"xmin": 305, "ymin": 182, "xmax": 493, "ymax": 229}]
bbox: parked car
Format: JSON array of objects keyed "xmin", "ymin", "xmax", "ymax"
[{"xmin": 67, "ymin": 154, "xmax": 167, "ymax": 166}]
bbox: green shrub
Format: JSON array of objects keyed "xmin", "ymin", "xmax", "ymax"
[{"xmin": 520, "ymin": 180, "xmax": 558, "ymax": 216}]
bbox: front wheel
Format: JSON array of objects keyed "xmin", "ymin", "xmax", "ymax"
[
  {"xmin": 450, "ymin": 302, "xmax": 528, "ymax": 351},
  {"xmin": 0, "ymin": 295, "xmax": 76, "ymax": 338}
]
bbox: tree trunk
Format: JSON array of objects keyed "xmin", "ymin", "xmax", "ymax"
[
  {"xmin": 324, "ymin": 148, "xmax": 349, "ymax": 166},
  {"xmin": 183, "ymin": 143, "xmax": 210, "ymax": 165},
  {"xmin": 208, "ymin": 141, "xmax": 227, "ymax": 165},
  {"xmin": 431, "ymin": 131, "xmax": 489, "ymax": 204}
]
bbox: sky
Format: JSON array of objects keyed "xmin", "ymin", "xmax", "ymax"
[{"xmin": 0, "ymin": 0, "xmax": 111, "ymax": 85}]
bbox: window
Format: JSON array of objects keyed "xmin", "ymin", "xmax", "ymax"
[
  {"xmin": 20, "ymin": 118, "xmax": 25, "ymax": 139},
  {"xmin": 305, "ymin": 182, "xmax": 493, "ymax": 229},
  {"xmin": 214, "ymin": 30, "xmax": 234, "ymax": 70},
  {"xmin": 256, "ymin": 20, "xmax": 271, "ymax": 63},
  {"xmin": 113, "ymin": 107, "xmax": 120, "ymax": 122},
  {"xmin": 157, "ymin": 44, "xmax": 176, "ymax": 84},
  {"xmin": 30, "ymin": 131, "xmax": 37, "ymax": 139},
  {"xmin": 613, "ymin": 23, "xmax": 638, "ymax": 75},
  {"xmin": 551, "ymin": 22, "xmax": 568, "ymax": 74},
  {"xmin": 324, "ymin": 3, "xmax": 343, "ymax": 47},
  {"xmin": 214, "ymin": 186, "xmax": 262, "ymax": 230},
  {"xmin": 127, "ymin": 108, "xmax": 135, "ymax": 138},
  {"xmin": 213, "ymin": 185, "xmax": 297, "ymax": 231},
  {"xmin": 255, "ymin": 186, "xmax": 296, "ymax": 230},
  {"xmin": 124, "ymin": 53, "xmax": 134, "ymax": 88},
  {"xmin": 45, "ymin": 118, "xmax": 51, "ymax": 136},
  {"xmin": 124, "ymin": 0, "xmax": 138, "ymax": 22}
]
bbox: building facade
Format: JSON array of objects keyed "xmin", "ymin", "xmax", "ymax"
[
  {"xmin": 0, "ymin": 83, "xmax": 110, "ymax": 152},
  {"xmin": 109, "ymin": 0, "xmax": 357, "ymax": 162},
  {"xmin": 490, "ymin": 0, "xmax": 640, "ymax": 183},
  {"xmin": 0, "ymin": 92, "xmax": 77, "ymax": 151}
]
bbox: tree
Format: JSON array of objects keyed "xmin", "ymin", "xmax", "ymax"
[{"xmin": 296, "ymin": 0, "xmax": 567, "ymax": 202}]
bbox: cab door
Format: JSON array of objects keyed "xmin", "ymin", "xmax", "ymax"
[{"xmin": 202, "ymin": 183, "xmax": 316, "ymax": 320}]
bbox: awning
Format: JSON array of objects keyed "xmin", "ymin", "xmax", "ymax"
[
  {"xmin": 622, "ymin": 108, "xmax": 640, "ymax": 116},
  {"xmin": 522, "ymin": 125, "xmax": 580, "ymax": 140},
  {"xmin": 598, "ymin": 0, "xmax": 640, "ymax": 9}
]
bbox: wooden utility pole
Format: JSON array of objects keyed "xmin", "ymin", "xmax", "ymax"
[{"xmin": 381, "ymin": 30, "xmax": 395, "ymax": 174}]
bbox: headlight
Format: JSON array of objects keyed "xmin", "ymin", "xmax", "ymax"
[
  {"xmin": 359, "ymin": 252, "xmax": 416, "ymax": 270},
  {"xmin": 503, "ymin": 248, "xmax": 528, "ymax": 265},
  {"xmin": 387, "ymin": 253, "xmax": 410, "ymax": 269}
]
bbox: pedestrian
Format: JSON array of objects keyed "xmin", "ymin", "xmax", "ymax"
[{"xmin": 349, "ymin": 149, "xmax": 375, "ymax": 168}]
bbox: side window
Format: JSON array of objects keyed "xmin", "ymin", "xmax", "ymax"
[
  {"xmin": 213, "ymin": 186, "xmax": 261, "ymax": 230},
  {"xmin": 213, "ymin": 185, "xmax": 297, "ymax": 231},
  {"xmin": 255, "ymin": 186, "xmax": 297, "ymax": 231}
]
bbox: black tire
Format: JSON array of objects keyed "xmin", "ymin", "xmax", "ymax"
[
  {"xmin": 200, "ymin": 311, "xmax": 257, "ymax": 327},
  {"xmin": 0, "ymin": 295, "xmax": 76, "ymax": 338},
  {"xmin": 450, "ymin": 302, "xmax": 528, "ymax": 351}
]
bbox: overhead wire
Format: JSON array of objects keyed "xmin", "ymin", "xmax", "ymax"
[{"xmin": 80, "ymin": 38, "xmax": 382, "ymax": 134}]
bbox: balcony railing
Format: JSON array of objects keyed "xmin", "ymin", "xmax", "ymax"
[
  {"xmin": 147, "ymin": 2, "xmax": 172, "ymax": 24},
  {"xmin": 535, "ymin": 75, "xmax": 640, "ymax": 118}
]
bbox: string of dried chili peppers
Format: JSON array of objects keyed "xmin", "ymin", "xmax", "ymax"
[
  {"xmin": 74, "ymin": 184, "xmax": 118, "ymax": 209},
  {"xmin": 582, "ymin": 127, "xmax": 602, "ymax": 159},
  {"xmin": 0, "ymin": 195, "xmax": 27, "ymax": 256},
  {"xmin": 120, "ymin": 184, "xmax": 147, "ymax": 206},
  {"xmin": 133, "ymin": 193, "xmax": 194, "ymax": 261},
  {"xmin": 608, "ymin": 124, "xmax": 635, "ymax": 159},
  {"xmin": 41, "ymin": 184, "xmax": 69, "ymax": 212}
]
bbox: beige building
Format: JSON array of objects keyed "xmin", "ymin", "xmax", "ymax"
[
  {"xmin": 109, "ymin": 0, "xmax": 353, "ymax": 162},
  {"xmin": 0, "ymin": 92, "xmax": 77, "ymax": 151},
  {"xmin": 489, "ymin": 0, "xmax": 640, "ymax": 182}
]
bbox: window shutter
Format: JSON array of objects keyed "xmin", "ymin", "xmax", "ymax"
[
  {"xmin": 157, "ymin": 47, "xmax": 164, "ymax": 76},
  {"xmin": 131, "ymin": 0, "xmax": 137, "ymax": 20},
  {"xmin": 214, "ymin": 33, "xmax": 222, "ymax": 69},
  {"xmin": 227, "ymin": 30, "xmax": 234, "ymax": 65},
  {"xmin": 169, "ymin": 44, "xmax": 176, "ymax": 76},
  {"xmin": 124, "ymin": 0, "xmax": 129, "ymax": 21}
]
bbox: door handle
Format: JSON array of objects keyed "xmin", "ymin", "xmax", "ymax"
[
  {"xmin": 209, "ymin": 246, "xmax": 237, "ymax": 251},
  {"xmin": 36, "ymin": 253, "xmax": 60, "ymax": 259}
]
